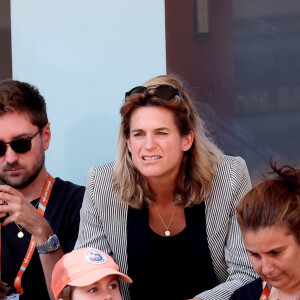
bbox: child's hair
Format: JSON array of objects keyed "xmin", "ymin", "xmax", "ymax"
[
  {"xmin": 51, "ymin": 248, "xmax": 132, "ymax": 300},
  {"xmin": 58, "ymin": 285, "xmax": 74, "ymax": 300}
]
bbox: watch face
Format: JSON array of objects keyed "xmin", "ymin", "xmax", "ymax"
[
  {"xmin": 36, "ymin": 234, "xmax": 60, "ymax": 254},
  {"xmin": 49, "ymin": 235, "xmax": 59, "ymax": 249}
]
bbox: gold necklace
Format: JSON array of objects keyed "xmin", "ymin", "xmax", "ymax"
[
  {"xmin": 155, "ymin": 207, "xmax": 177, "ymax": 236},
  {"xmin": 273, "ymin": 289, "xmax": 300, "ymax": 300},
  {"xmin": 294, "ymin": 290, "xmax": 300, "ymax": 300},
  {"xmin": 9, "ymin": 199, "xmax": 40, "ymax": 239},
  {"xmin": 287, "ymin": 290, "xmax": 300, "ymax": 300}
]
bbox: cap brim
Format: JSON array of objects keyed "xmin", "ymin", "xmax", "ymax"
[{"xmin": 68, "ymin": 268, "xmax": 132, "ymax": 287}]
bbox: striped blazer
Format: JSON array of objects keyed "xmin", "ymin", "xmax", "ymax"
[{"xmin": 75, "ymin": 155, "xmax": 258, "ymax": 300}]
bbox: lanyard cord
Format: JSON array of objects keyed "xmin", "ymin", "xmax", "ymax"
[
  {"xmin": 0, "ymin": 174, "xmax": 55, "ymax": 294},
  {"xmin": 260, "ymin": 283, "xmax": 271, "ymax": 300}
]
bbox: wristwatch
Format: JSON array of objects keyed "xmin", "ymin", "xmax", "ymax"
[{"xmin": 36, "ymin": 234, "xmax": 60, "ymax": 254}]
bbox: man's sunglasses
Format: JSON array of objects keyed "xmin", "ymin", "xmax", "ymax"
[
  {"xmin": 125, "ymin": 84, "xmax": 183, "ymax": 100},
  {"xmin": 0, "ymin": 124, "xmax": 46, "ymax": 157}
]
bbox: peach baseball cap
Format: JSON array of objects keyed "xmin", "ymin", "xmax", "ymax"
[{"xmin": 51, "ymin": 248, "xmax": 132, "ymax": 300}]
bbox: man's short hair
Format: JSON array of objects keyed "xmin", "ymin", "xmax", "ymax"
[{"xmin": 0, "ymin": 79, "xmax": 48, "ymax": 127}]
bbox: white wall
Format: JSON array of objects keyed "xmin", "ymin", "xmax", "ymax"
[{"xmin": 10, "ymin": 0, "xmax": 166, "ymax": 185}]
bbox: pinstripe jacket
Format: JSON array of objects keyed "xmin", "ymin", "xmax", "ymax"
[{"xmin": 75, "ymin": 155, "xmax": 258, "ymax": 300}]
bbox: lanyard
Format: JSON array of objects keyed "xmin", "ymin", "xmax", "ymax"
[
  {"xmin": 0, "ymin": 174, "xmax": 55, "ymax": 294},
  {"xmin": 260, "ymin": 282, "xmax": 271, "ymax": 300}
]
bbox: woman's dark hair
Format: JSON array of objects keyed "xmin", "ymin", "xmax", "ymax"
[{"xmin": 236, "ymin": 156, "xmax": 300, "ymax": 243}]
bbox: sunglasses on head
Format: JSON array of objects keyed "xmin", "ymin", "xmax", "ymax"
[
  {"xmin": 125, "ymin": 84, "xmax": 183, "ymax": 101},
  {"xmin": 0, "ymin": 124, "xmax": 46, "ymax": 157}
]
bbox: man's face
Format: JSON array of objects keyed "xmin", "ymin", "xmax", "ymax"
[{"xmin": 0, "ymin": 112, "xmax": 49, "ymax": 189}]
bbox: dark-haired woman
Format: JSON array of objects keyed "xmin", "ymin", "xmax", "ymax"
[
  {"xmin": 76, "ymin": 74, "xmax": 257, "ymax": 300},
  {"xmin": 230, "ymin": 160, "xmax": 300, "ymax": 300}
]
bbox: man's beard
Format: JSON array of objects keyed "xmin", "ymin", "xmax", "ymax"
[{"xmin": 0, "ymin": 151, "xmax": 45, "ymax": 189}]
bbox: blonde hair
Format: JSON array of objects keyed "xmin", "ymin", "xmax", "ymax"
[{"xmin": 113, "ymin": 74, "xmax": 222, "ymax": 209}]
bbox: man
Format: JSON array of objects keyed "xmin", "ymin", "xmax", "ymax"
[{"xmin": 0, "ymin": 79, "xmax": 85, "ymax": 300}]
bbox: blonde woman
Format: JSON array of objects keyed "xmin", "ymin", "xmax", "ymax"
[{"xmin": 76, "ymin": 74, "xmax": 257, "ymax": 300}]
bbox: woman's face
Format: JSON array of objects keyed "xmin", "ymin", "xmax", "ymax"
[
  {"xmin": 126, "ymin": 106, "xmax": 193, "ymax": 185},
  {"xmin": 243, "ymin": 225, "xmax": 300, "ymax": 291},
  {"xmin": 71, "ymin": 275, "xmax": 122, "ymax": 300}
]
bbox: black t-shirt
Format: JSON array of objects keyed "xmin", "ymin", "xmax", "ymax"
[
  {"xmin": 1, "ymin": 177, "xmax": 85, "ymax": 300},
  {"xmin": 229, "ymin": 278, "xmax": 263, "ymax": 300}
]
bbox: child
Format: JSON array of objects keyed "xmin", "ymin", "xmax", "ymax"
[{"xmin": 52, "ymin": 248, "xmax": 132, "ymax": 300}]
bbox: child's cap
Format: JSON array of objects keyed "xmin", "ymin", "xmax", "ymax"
[{"xmin": 51, "ymin": 248, "xmax": 132, "ymax": 300}]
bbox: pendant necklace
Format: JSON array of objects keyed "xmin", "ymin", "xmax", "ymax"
[
  {"xmin": 10, "ymin": 199, "xmax": 40, "ymax": 239},
  {"xmin": 155, "ymin": 206, "xmax": 177, "ymax": 236},
  {"xmin": 15, "ymin": 223, "xmax": 24, "ymax": 239}
]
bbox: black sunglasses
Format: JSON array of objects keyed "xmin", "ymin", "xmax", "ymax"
[
  {"xmin": 0, "ymin": 124, "xmax": 46, "ymax": 157},
  {"xmin": 125, "ymin": 84, "xmax": 183, "ymax": 100}
]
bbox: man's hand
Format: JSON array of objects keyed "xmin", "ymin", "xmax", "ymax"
[
  {"xmin": 0, "ymin": 184, "xmax": 63, "ymax": 300},
  {"xmin": 0, "ymin": 184, "xmax": 52, "ymax": 243}
]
